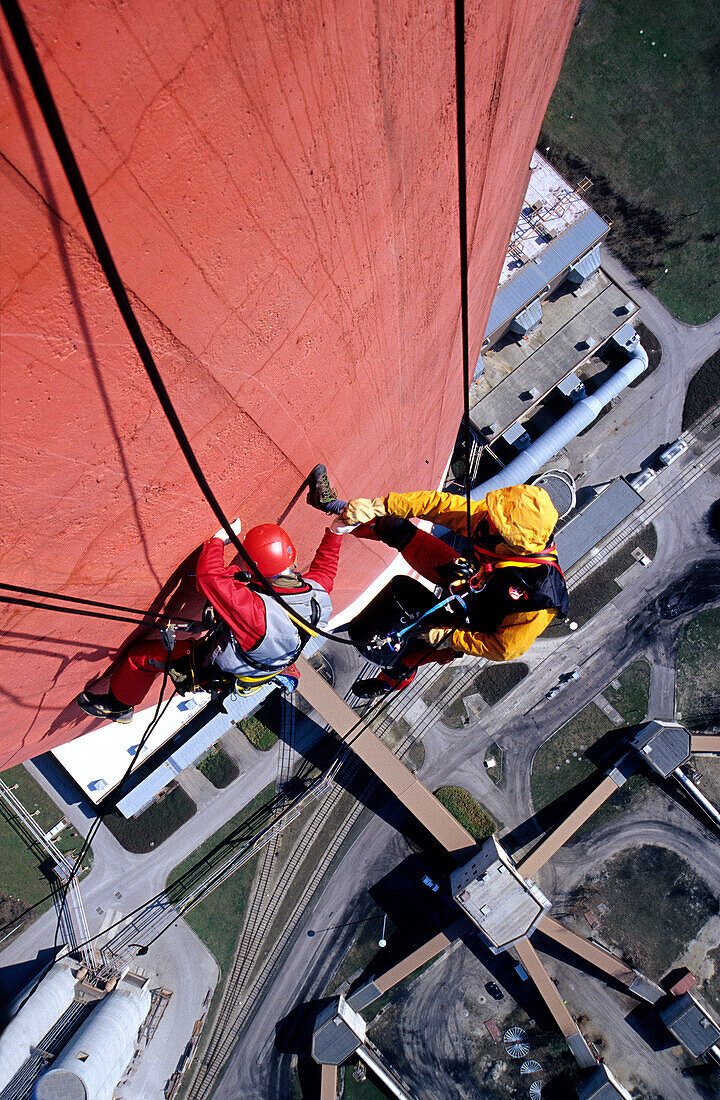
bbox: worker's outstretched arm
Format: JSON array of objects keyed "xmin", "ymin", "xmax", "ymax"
[
  {"xmin": 304, "ymin": 528, "xmax": 343, "ymax": 594},
  {"xmin": 196, "ymin": 538, "xmax": 267, "ymax": 648},
  {"xmin": 385, "ymin": 490, "xmax": 488, "ymax": 537},
  {"xmin": 450, "ymin": 609, "xmax": 556, "ymax": 662}
]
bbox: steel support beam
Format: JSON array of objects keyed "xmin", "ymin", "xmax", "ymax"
[{"xmin": 297, "ymin": 658, "xmax": 476, "ymax": 859}]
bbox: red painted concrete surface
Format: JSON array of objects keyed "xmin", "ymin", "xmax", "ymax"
[{"xmin": 0, "ymin": 0, "xmax": 579, "ymax": 766}]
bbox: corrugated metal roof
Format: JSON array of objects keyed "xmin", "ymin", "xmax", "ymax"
[
  {"xmin": 485, "ymin": 209, "xmax": 609, "ymax": 340},
  {"xmin": 568, "ymin": 242, "xmax": 602, "ymax": 282},
  {"xmin": 555, "ymin": 479, "xmax": 642, "ymax": 571},
  {"xmin": 115, "ymin": 683, "xmax": 278, "ymax": 817}
]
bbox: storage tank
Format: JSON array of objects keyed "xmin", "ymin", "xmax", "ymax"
[
  {"xmin": 0, "ymin": 963, "xmax": 76, "ymax": 1088},
  {"xmin": 33, "ymin": 976, "xmax": 151, "ymax": 1100}
]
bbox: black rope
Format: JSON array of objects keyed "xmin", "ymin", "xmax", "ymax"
[
  {"xmin": 0, "ymin": 0, "xmax": 354, "ymax": 649},
  {"xmin": 453, "ymin": 0, "xmax": 477, "ymax": 565},
  {"xmin": 52, "ymin": 655, "xmax": 176, "ymax": 957},
  {"xmin": 0, "ymin": 580, "xmax": 183, "ymax": 622},
  {"xmin": 0, "ymin": 593, "xmax": 181, "ymax": 629}
]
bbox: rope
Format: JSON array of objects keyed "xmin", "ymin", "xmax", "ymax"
[
  {"xmin": 0, "ymin": 0, "xmax": 354, "ymax": 649},
  {"xmin": 52, "ymin": 655, "xmax": 176, "ymax": 956},
  {"xmin": 0, "ymin": 581, "xmax": 184, "ymax": 622},
  {"xmin": 453, "ymin": 0, "xmax": 477, "ymax": 564}
]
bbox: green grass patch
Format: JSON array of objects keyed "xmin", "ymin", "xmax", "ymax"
[
  {"xmin": 166, "ymin": 784, "xmax": 275, "ymax": 976},
  {"xmin": 239, "ymin": 714, "xmax": 277, "ymax": 750},
  {"xmin": 572, "ymin": 846, "xmax": 718, "ymax": 980},
  {"xmin": 676, "ymin": 607, "xmax": 720, "ymax": 729},
  {"xmin": 558, "ymin": 525, "xmax": 657, "ymax": 630},
  {"xmin": 683, "ymin": 351, "xmax": 720, "ymax": 430},
  {"xmin": 474, "ymin": 662, "xmax": 529, "ymax": 706},
  {"xmin": 104, "ymin": 785, "xmax": 196, "ymax": 853},
  {"xmin": 433, "ymin": 786, "xmax": 497, "ymax": 841},
  {"xmin": 343, "ymin": 1069, "xmax": 394, "ymax": 1099},
  {"xmin": 531, "ymin": 704, "xmax": 610, "ymax": 813},
  {"xmin": 421, "ymin": 667, "xmax": 456, "ymax": 705},
  {"xmin": 238, "ymin": 692, "xmax": 286, "ymax": 750},
  {"xmin": 440, "ymin": 663, "xmax": 529, "ymax": 727},
  {"xmin": 197, "ymin": 745, "xmax": 239, "ymax": 788},
  {"xmin": 0, "ymin": 766, "xmax": 92, "ymax": 929},
  {"xmin": 604, "ymin": 658, "xmax": 651, "ymax": 724},
  {"xmin": 542, "ymin": 0, "xmax": 720, "ymax": 323}
]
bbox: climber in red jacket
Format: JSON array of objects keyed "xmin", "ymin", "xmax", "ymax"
[{"xmin": 76, "ymin": 513, "xmax": 345, "ymax": 724}]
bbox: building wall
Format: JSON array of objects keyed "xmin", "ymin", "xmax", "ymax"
[{"xmin": 0, "ymin": 0, "xmax": 579, "ymax": 765}]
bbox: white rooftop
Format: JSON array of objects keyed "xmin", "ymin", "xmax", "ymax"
[
  {"xmin": 51, "ymin": 690, "xmax": 215, "ymax": 806},
  {"xmin": 450, "ymin": 837, "xmax": 551, "ymax": 951},
  {"xmin": 498, "ymin": 151, "xmax": 592, "ymax": 289}
]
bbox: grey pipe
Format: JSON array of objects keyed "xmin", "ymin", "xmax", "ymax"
[
  {"xmin": 471, "ymin": 327, "xmax": 648, "ymax": 500},
  {"xmin": 674, "ymin": 767, "xmax": 720, "ymax": 830}
]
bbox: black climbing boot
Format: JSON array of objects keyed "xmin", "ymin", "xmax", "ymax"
[
  {"xmin": 77, "ymin": 689, "xmax": 134, "ymax": 724},
  {"xmin": 351, "ymin": 677, "xmax": 395, "ymax": 699},
  {"xmin": 307, "ymin": 464, "xmax": 345, "ymax": 514}
]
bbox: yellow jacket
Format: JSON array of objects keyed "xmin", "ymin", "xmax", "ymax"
[{"xmin": 383, "ymin": 486, "xmax": 560, "ymax": 662}]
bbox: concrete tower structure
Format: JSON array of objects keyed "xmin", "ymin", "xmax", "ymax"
[{"xmin": 0, "ymin": 0, "xmax": 580, "ymax": 765}]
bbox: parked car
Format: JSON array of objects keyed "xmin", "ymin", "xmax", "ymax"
[
  {"xmin": 546, "ymin": 685, "xmax": 563, "ymax": 699},
  {"xmin": 421, "ymin": 874, "xmax": 439, "ymax": 892},
  {"xmin": 485, "ymin": 981, "xmax": 505, "ymax": 1001},
  {"xmin": 559, "ymin": 669, "xmax": 581, "ymax": 683},
  {"xmin": 658, "ymin": 438, "xmax": 688, "ymax": 467}
]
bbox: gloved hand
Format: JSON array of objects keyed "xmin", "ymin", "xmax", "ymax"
[
  {"xmin": 436, "ymin": 557, "xmax": 476, "ymax": 586},
  {"xmin": 418, "ymin": 627, "xmax": 453, "ymax": 648},
  {"xmin": 343, "ymin": 498, "xmax": 387, "ymax": 525},
  {"xmin": 213, "ymin": 517, "xmax": 242, "ymax": 544}
]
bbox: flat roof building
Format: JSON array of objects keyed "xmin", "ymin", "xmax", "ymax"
[
  {"xmin": 631, "ymin": 721, "xmax": 692, "ymax": 779},
  {"xmin": 450, "ymin": 837, "xmax": 551, "ymax": 952},
  {"xmin": 483, "ymin": 152, "xmax": 610, "ymax": 350},
  {"xmin": 555, "ymin": 479, "xmax": 643, "ymax": 572},
  {"xmin": 577, "ymin": 1064, "xmax": 633, "ymax": 1100},
  {"xmin": 312, "ymin": 996, "xmax": 366, "ymax": 1066},
  {"xmin": 660, "ymin": 992, "xmax": 720, "ymax": 1057}
]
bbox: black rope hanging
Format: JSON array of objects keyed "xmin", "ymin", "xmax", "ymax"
[{"xmin": 453, "ymin": 0, "xmax": 477, "ymax": 564}]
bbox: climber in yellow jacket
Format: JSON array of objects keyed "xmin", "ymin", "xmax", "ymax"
[{"xmin": 307, "ymin": 467, "xmax": 569, "ymax": 696}]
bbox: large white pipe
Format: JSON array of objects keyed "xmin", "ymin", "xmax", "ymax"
[
  {"xmin": 674, "ymin": 767, "xmax": 720, "ymax": 830},
  {"xmin": 471, "ymin": 327, "xmax": 648, "ymax": 500},
  {"xmin": 360, "ymin": 1046, "xmax": 415, "ymax": 1100}
]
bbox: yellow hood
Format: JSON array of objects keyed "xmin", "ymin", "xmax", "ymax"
[{"xmin": 485, "ymin": 485, "xmax": 558, "ymax": 554}]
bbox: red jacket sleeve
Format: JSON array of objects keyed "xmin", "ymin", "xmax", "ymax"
[
  {"xmin": 195, "ymin": 538, "xmax": 267, "ymax": 649},
  {"xmin": 303, "ymin": 528, "xmax": 342, "ymax": 594}
]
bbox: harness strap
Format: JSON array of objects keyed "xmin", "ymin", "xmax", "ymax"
[{"xmin": 471, "ymin": 540, "xmax": 565, "ymax": 578}]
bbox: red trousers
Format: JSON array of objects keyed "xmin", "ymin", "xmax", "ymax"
[
  {"xmin": 355, "ymin": 523, "xmax": 458, "ymax": 689},
  {"xmin": 111, "ymin": 638, "xmax": 195, "ymax": 707}
]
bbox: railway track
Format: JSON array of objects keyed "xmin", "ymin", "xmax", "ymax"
[
  {"xmin": 568, "ymin": 411, "xmax": 720, "ymax": 587},
  {"xmin": 186, "ymin": 659, "xmax": 480, "ymax": 1099}
]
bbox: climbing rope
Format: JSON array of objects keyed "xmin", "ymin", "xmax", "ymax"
[
  {"xmin": 454, "ymin": 0, "xmax": 477, "ymax": 565},
  {"xmin": 0, "ymin": 0, "xmax": 353, "ymax": 649}
]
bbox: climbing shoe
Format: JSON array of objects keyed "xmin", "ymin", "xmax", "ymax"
[
  {"xmin": 77, "ymin": 689, "xmax": 134, "ymax": 724},
  {"xmin": 307, "ymin": 464, "xmax": 343, "ymax": 514},
  {"xmin": 351, "ymin": 677, "xmax": 395, "ymax": 699}
]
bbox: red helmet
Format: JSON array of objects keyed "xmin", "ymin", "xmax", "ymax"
[{"xmin": 242, "ymin": 524, "xmax": 297, "ymax": 577}]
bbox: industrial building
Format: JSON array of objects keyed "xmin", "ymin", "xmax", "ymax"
[
  {"xmin": 660, "ymin": 992, "xmax": 720, "ymax": 1059},
  {"xmin": 450, "ymin": 836, "xmax": 551, "ymax": 952},
  {"xmin": 482, "ymin": 152, "xmax": 610, "ymax": 349}
]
